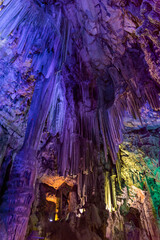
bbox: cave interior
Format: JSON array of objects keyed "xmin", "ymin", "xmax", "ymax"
[{"xmin": 0, "ymin": 0, "xmax": 160, "ymax": 239}]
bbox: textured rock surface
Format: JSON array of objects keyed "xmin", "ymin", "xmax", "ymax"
[
  {"xmin": 0, "ymin": 0, "xmax": 159, "ymax": 239},
  {"xmin": 121, "ymin": 103, "xmax": 160, "ymax": 228}
]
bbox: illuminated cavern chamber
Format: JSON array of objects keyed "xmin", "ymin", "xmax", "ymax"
[{"xmin": 0, "ymin": 0, "xmax": 160, "ymax": 239}]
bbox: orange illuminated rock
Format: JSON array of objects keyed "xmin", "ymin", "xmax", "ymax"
[
  {"xmin": 40, "ymin": 175, "xmax": 76, "ymax": 190},
  {"xmin": 46, "ymin": 193, "xmax": 57, "ymax": 203}
]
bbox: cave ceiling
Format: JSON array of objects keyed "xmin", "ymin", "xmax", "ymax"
[{"xmin": 0, "ymin": 0, "xmax": 159, "ymax": 167}]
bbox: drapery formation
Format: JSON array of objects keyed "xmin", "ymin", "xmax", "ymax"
[
  {"xmin": 0, "ymin": 0, "xmax": 160, "ymax": 239},
  {"xmin": 0, "ymin": 0, "xmax": 160, "ymax": 175},
  {"xmin": 0, "ymin": 1, "xmax": 69, "ymax": 238}
]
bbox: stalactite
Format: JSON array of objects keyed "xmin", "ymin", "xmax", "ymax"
[
  {"xmin": 103, "ymin": 110, "xmax": 120, "ymax": 163},
  {"xmin": 126, "ymin": 90, "xmax": 142, "ymax": 121},
  {"xmin": 0, "ymin": 0, "xmax": 160, "ymax": 238},
  {"xmin": 0, "ymin": 0, "xmax": 70, "ymax": 78},
  {"xmin": 99, "ymin": 109, "xmax": 108, "ymax": 163},
  {"xmin": 47, "ymin": 75, "xmax": 66, "ymax": 136},
  {"xmin": 145, "ymin": 84, "xmax": 160, "ymax": 111},
  {"xmin": 116, "ymin": 152, "xmax": 121, "ymax": 190},
  {"xmin": 54, "ymin": 76, "xmax": 100, "ymax": 176},
  {"xmin": 0, "ymin": 1, "xmax": 70, "ymax": 239}
]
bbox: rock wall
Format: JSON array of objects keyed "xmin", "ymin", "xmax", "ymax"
[{"xmin": 0, "ymin": 0, "xmax": 159, "ymax": 239}]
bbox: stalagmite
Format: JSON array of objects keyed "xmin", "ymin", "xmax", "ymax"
[
  {"xmin": 55, "ymin": 197, "xmax": 60, "ymax": 221},
  {"xmin": 69, "ymin": 191, "xmax": 77, "ymax": 213},
  {"xmin": 104, "ymin": 171, "xmax": 112, "ymax": 212},
  {"xmin": 110, "ymin": 170, "xmax": 117, "ymax": 210}
]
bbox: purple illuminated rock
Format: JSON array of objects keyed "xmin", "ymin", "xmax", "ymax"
[{"xmin": 0, "ymin": 0, "xmax": 159, "ymax": 239}]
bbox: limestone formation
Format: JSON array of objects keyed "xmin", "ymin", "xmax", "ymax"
[{"xmin": 0, "ymin": 0, "xmax": 159, "ymax": 239}]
